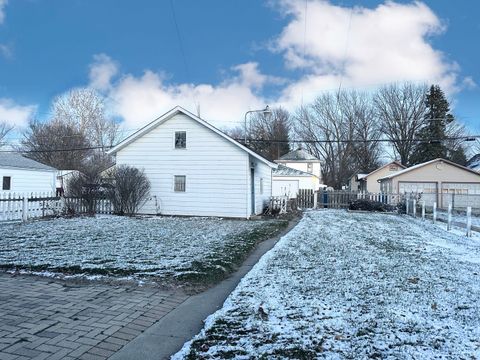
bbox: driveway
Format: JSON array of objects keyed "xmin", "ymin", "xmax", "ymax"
[{"xmin": 0, "ymin": 274, "xmax": 187, "ymax": 360}]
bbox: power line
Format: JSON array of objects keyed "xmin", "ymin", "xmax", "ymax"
[
  {"xmin": 236, "ymin": 134, "xmax": 480, "ymax": 145},
  {"xmin": 0, "ymin": 145, "xmax": 112, "ymax": 154}
]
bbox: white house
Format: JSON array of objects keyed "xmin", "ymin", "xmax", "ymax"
[
  {"xmin": 0, "ymin": 153, "xmax": 56, "ymax": 194},
  {"xmin": 272, "ymin": 148, "xmax": 323, "ymax": 197},
  {"xmin": 275, "ymin": 148, "xmax": 322, "ymax": 181},
  {"xmin": 272, "ymin": 165, "xmax": 325, "ymax": 198},
  {"xmin": 107, "ymin": 106, "xmax": 277, "ymax": 218}
]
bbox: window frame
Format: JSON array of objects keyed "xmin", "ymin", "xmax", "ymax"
[
  {"xmin": 173, "ymin": 175, "xmax": 186, "ymax": 192},
  {"xmin": 2, "ymin": 176, "xmax": 11, "ymax": 191},
  {"xmin": 307, "ymin": 163, "xmax": 313, "ymax": 173},
  {"xmin": 174, "ymin": 131, "xmax": 187, "ymax": 149}
]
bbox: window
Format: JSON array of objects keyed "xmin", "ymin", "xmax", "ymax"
[
  {"xmin": 175, "ymin": 131, "xmax": 186, "ymax": 149},
  {"xmin": 174, "ymin": 175, "xmax": 186, "ymax": 192},
  {"xmin": 307, "ymin": 163, "xmax": 313, "ymax": 173},
  {"xmin": 2, "ymin": 176, "xmax": 11, "ymax": 190}
]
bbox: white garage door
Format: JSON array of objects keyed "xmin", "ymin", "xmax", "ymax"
[
  {"xmin": 272, "ymin": 180, "xmax": 299, "ymax": 198},
  {"xmin": 398, "ymin": 182, "xmax": 437, "ymax": 206}
]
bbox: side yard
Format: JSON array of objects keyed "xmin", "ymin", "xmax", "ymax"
[
  {"xmin": 0, "ymin": 215, "xmax": 287, "ymax": 288},
  {"xmin": 174, "ymin": 210, "xmax": 480, "ymax": 359}
]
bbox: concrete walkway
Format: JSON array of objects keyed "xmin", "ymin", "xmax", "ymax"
[{"xmin": 110, "ymin": 217, "xmax": 299, "ymax": 360}]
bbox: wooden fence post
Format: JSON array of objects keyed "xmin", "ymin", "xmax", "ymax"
[
  {"xmin": 447, "ymin": 203, "xmax": 452, "ymax": 231},
  {"xmin": 421, "ymin": 200, "xmax": 425, "ymax": 220},
  {"xmin": 433, "ymin": 202, "xmax": 437, "ymax": 224},
  {"xmin": 313, "ymin": 191, "xmax": 318, "ymax": 208},
  {"xmin": 413, "ymin": 199, "xmax": 416, "ymax": 218},
  {"xmin": 406, "ymin": 197, "xmax": 409, "ymax": 215},
  {"xmin": 466, "ymin": 206, "xmax": 472, "ymax": 237}
]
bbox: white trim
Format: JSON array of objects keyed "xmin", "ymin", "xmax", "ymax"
[{"xmin": 107, "ymin": 106, "xmax": 277, "ymax": 168}]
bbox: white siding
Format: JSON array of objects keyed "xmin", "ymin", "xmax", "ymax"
[
  {"xmin": 0, "ymin": 167, "xmax": 56, "ymax": 194},
  {"xmin": 250, "ymin": 156, "xmax": 272, "ymax": 214},
  {"xmin": 115, "ymin": 114, "xmax": 250, "ymax": 218}
]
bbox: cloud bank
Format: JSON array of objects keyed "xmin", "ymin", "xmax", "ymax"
[
  {"xmin": 87, "ymin": 1, "xmax": 470, "ymax": 129},
  {"xmin": 0, "ymin": 98, "xmax": 37, "ymax": 127}
]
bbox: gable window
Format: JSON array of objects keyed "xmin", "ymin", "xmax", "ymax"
[
  {"xmin": 174, "ymin": 175, "xmax": 186, "ymax": 192},
  {"xmin": 175, "ymin": 131, "xmax": 186, "ymax": 149},
  {"xmin": 2, "ymin": 176, "xmax": 11, "ymax": 190},
  {"xmin": 307, "ymin": 163, "xmax": 313, "ymax": 173}
]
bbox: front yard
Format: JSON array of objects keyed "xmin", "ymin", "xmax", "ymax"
[
  {"xmin": 0, "ymin": 215, "xmax": 287, "ymax": 287},
  {"xmin": 174, "ymin": 210, "xmax": 480, "ymax": 359}
]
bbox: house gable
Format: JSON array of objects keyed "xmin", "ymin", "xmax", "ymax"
[{"xmin": 108, "ymin": 106, "xmax": 276, "ymax": 168}]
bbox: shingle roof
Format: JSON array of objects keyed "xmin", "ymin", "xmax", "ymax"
[
  {"xmin": 0, "ymin": 153, "xmax": 57, "ymax": 171},
  {"xmin": 467, "ymin": 154, "xmax": 480, "ymax": 171},
  {"xmin": 273, "ymin": 164, "xmax": 313, "ymax": 177},
  {"xmin": 378, "ymin": 158, "xmax": 480, "ymax": 180},
  {"xmin": 277, "ymin": 148, "xmax": 319, "ymax": 161}
]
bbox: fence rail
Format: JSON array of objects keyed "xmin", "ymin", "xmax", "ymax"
[{"xmin": 0, "ymin": 192, "xmax": 113, "ymax": 222}]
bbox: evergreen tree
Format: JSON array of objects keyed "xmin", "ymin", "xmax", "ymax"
[{"xmin": 411, "ymin": 85, "xmax": 466, "ymax": 165}]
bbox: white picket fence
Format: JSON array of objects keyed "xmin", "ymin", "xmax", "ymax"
[{"xmin": 0, "ymin": 192, "xmax": 112, "ymax": 222}]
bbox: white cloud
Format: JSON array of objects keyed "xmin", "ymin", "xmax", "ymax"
[
  {"xmin": 0, "ymin": 43, "xmax": 12, "ymax": 59},
  {"xmin": 274, "ymin": 0, "xmax": 461, "ymax": 106},
  {"xmin": 90, "ymin": 58, "xmax": 272, "ymax": 129},
  {"xmin": 0, "ymin": 98, "xmax": 37, "ymax": 127},
  {"xmin": 0, "ymin": 0, "xmax": 7, "ymax": 24},
  {"xmin": 89, "ymin": 1, "xmax": 470, "ymax": 129},
  {"xmin": 89, "ymin": 53, "xmax": 119, "ymax": 91}
]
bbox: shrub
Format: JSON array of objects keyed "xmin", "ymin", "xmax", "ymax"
[
  {"xmin": 66, "ymin": 171, "xmax": 104, "ymax": 215},
  {"xmin": 348, "ymin": 199, "xmax": 395, "ymax": 212},
  {"xmin": 107, "ymin": 165, "xmax": 151, "ymax": 216}
]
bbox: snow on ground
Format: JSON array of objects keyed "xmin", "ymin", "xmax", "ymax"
[
  {"xmin": 0, "ymin": 215, "xmax": 285, "ymax": 283},
  {"xmin": 174, "ymin": 210, "xmax": 480, "ymax": 359},
  {"xmin": 435, "ymin": 209, "xmax": 480, "ymax": 228}
]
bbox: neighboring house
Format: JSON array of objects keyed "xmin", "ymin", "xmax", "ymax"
[
  {"xmin": 107, "ymin": 106, "xmax": 277, "ymax": 218},
  {"xmin": 272, "ymin": 165, "xmax": 325, "ymax": 198},
  {"xmin": 350, "ymin": 161, "xmax": 405, "ymax": 193},
  {"xmin": 275, "ymin": 148, "xmax": 322, "ymax": 180},
  {"xmin": 378, "ymin": 158, "xmax": 480, "ymax": 208},
  {"xmin": 467, "ymin": 154, "xmax": 480, "ymax": 173},
  {"xmin": 0, "ymin": 153, "xmax": 56, "ymax": 194}
]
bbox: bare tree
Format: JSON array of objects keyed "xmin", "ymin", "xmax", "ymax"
[
  {"xmin": 374, "ymin": 83, "xmax": 428, "ymax": 166},
  {"xmin": 21, "ymin": 120, "xmax": 92, "ymax": 170},
  {"xmin": 107, "ymin": 165, "xmax": 151, "ymax": 216},
  {"xmin": 293, "ymin": 93, "xmax": 355, "ymax": 189},
  {"xmin": 0, "ymin": 122, "xmax": 13, "ymax": 148},
  {"xmin": 342, "ymin": 91, "xmax": 382, "ymax": 173},
  {"xmin": 248, "ymin": 107, "xmax": 291, "ymax": 161},
  {"xmin": 293, "ymin": 91, "xmax": 381, "ymax": 188},
  {"xmin": 52, "ymin": 88, "xmax": 120, "ymax": 151}
]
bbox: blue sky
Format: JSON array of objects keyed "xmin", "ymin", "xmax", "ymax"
[{"xmin": 0, "ymin": 0, "xmax": 478, "ymax": 133}]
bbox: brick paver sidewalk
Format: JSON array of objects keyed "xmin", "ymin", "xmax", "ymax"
[{"xmin": 0, "ymin": 274, "xmax": 188, "ymax": 360}]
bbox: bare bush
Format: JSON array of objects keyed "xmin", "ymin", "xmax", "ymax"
[
  {"xmin": 108, "ymin": 166, "xmax": 151, "ymax": 216},
  {"xmin": 65, "ymin": 170, "xmax": 104, "ymax": 215}
]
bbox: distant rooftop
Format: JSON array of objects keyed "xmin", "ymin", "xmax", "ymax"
[
  {"xmin": 467, "ymin": 154, "xmax": 480, "ymax": 171},
  {"xmin": 0, "ymin": 153, "xmax": 56, "ymax": 171},
  {"xmin": 273, "ymin": 164, "xmax": 313, "ymax": 177},
  {"xmin": 277, "ymin": 148, "xmax": 319, "ymax": 161}
]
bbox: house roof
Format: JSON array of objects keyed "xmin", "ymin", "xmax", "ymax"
[
  {"xmin": 276, "ymin": 148, "xmax": 320, "ymax": 162},
  {"xmin": 467, "ymin": 154, "xmax": 480, "ymax": 172},
  {"xmin": 107, "ymin": 106, "xmax": 277, "ymax": 168},
  {"xmin": 357, "ymin": 173, "xmax": 368, "ymax": 180},
  {"xmin": 273, "ymin": 164, "xmax": 314, "ymax": 177},
  {"xmin": 362, "ymin": 161, "xmax": 405, "ymax": 179},
  {"xmin": 0, "ymin": 153, "xmax": 56, "ymax": 171},
  {"xmin": 378, "ymin": 158, "xmax": 480, "ymax": 181}
]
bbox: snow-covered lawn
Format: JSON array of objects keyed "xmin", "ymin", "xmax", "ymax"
[
  {"xmin": 174, "ymin": 210, "xmax": 480, "ymax": 359},
  {"xmin": 0, "ymin": 215, "xmax": 286, "ymax": 285}
]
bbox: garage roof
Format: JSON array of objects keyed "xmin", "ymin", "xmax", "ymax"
[{"xmin": 379, "ymin": 158, "xmax": 480, "ymax": 181}]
